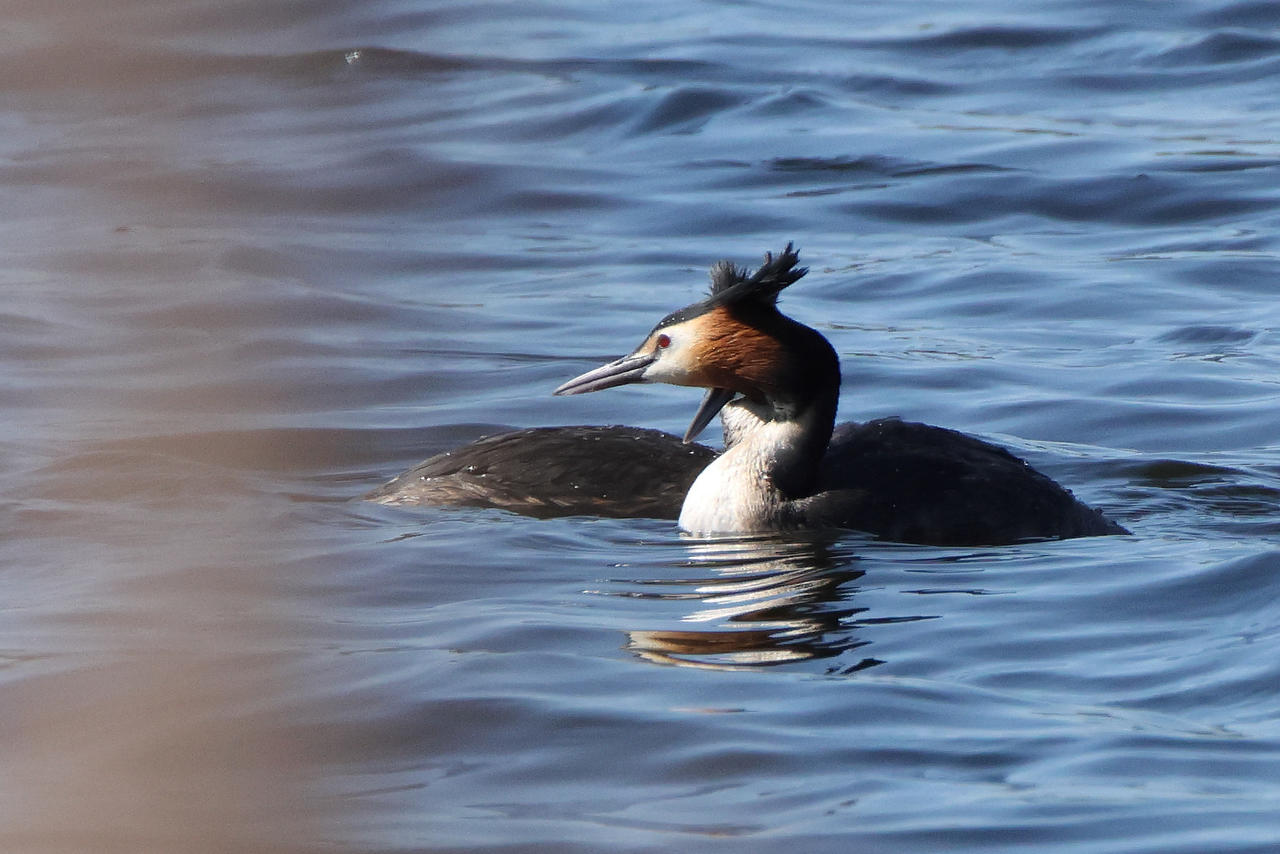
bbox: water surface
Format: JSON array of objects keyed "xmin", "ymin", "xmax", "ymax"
[{"xmin": 5, "ymin": 1, "xmax": 1280, "ymax": 851}]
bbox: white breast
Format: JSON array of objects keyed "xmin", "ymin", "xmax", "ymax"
[
  {"xmin": 678, "ymin": 450, "xmax": 773, "ymax": 534},
  {"xmin": 677, "ymin": 409, "xmax": 806, "ymax": 535}
]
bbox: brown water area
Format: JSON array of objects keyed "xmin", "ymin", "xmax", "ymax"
[{"xmin": 7, "ymin": 438, "xmax": 336, "ymax": 852}]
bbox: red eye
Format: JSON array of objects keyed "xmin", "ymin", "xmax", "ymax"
[{"xmin": 656, "ymin": 333, "xmax": 671, "ymax": 349}]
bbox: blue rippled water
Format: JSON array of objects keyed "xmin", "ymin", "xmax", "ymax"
[{"xmin": 5, "ymin": 1, "xmax": 1280, "ymax": 852}]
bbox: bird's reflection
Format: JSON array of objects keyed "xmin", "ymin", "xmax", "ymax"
[{"xmin": 606, "ymin": 534, "xmax": 935, "ymax": 672}]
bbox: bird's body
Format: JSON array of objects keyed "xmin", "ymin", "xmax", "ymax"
[
  {"xmin": 368, "ymin": 245, "xmax": 1125, "ymax": 545},
  {"xmin": 365, "ymin": 425, "xmax": 714, "ymax": 520}
]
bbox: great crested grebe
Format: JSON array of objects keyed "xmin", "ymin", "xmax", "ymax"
[{"xmin": 367, "ymin": 245, "xmax": 1126, "ymax": 545}]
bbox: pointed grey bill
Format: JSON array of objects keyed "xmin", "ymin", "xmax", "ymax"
[
  {"xmin": 552, "ymin": 352, "xmax": 657, "ymax": 396},
  {"xmin": 683, "ymin": 387, "xmax": 735, "ymax": 444}
]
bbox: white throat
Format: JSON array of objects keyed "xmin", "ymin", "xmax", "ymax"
[{"xmin": 677, "ymin": 400, "xmax": 813, "ymax": 535}]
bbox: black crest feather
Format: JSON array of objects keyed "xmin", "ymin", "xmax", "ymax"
[
  {"xmin": 652, "ymin": 243, "xmax": 809, "ymax": 332},
  {"xmin": 706, "ymin": 243, "xmax": 807, "ymax": 308}
]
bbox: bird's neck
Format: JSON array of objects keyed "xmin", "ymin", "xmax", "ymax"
[{"xmin": 678, "ymin": 389, "xmax": 837, "ymax": 535}]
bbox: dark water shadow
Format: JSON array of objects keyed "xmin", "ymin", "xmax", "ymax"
[{"xmin": 1120, "ymin": 455, "xmax": 1280, "ymax": 538}]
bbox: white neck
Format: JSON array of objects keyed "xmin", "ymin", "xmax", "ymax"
[{"xmin": 677, "ymin": 399, "xmax": 820, "ymax": 535}]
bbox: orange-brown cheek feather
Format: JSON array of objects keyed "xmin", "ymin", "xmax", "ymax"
[{"xmin": 690, "ymin": 311, "xmax": 782, "ymax": 400}]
